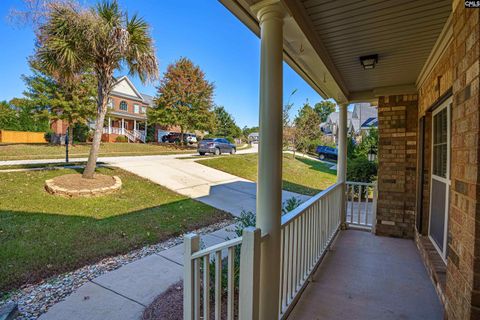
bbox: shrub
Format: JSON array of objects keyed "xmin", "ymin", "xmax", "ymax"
[
  {"xmin": 115, "ymin": 135, "xmax": 128, "ymax": 142},
  {"xmin": 44, "ymin": 130, "xmax": 54, "ymax": 143},
  {"xmin": 347, "ymin": 157, "xmax": 377, "ymax": 183},
  {"xmin": 72, "ymin": 123, "xmax": 90, "ymax": 143}
]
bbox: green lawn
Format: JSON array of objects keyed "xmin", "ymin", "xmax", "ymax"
[
  {"xmin": 198, "ymin": 153, "xmax": 337, "ymax": 196},
  {"xmin": 0, "ymin": 167, "xmax": 230, "ymax": 295},
  {"xmin": 0, "ymin": 143, "xmax": 195, "ymax": 161}
]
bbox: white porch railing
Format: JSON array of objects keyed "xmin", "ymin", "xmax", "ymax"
[
  {"xmin": 279, "ymin": 182, "xmax": 343, "ymax": 318},
  {"xmin": 102, "ymin": 127, "xmax": 123, "ymax": 135},
  {"xmin": 345, "ymin": 181, "xmax": 377, "ymax": 231},
  {"xmin": 183, "ymin": 182, "xmax": 344, "ymax": 320},
  {"xmin": 183, "ymin": 227, "xmax": 261, "ymax": 320}
]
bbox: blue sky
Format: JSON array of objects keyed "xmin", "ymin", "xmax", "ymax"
[{"xmin": 0, "ymin": 0, "xmax": 327, "ymax": 128}]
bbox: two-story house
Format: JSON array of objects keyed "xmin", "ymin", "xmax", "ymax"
[{"xmin": 50, "ymin": 76, "xmax": 154, "ymax": 143}]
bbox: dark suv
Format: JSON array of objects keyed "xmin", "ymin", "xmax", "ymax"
[
  {"xmin": 162, "ymin": 132, "xmax": 197, "ymax": 144},
  {"xmin": 316, "ymin": 146, "xmax": 338, "ymax": 161},
  {"xmin": 198, "ymin": 138, "xmax": 236, "ymax": 155}
]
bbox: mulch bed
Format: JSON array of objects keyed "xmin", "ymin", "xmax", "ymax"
[
  {"xmin": 51, "ymin": 173, "xmax": 116, "ymax": 189},
  {"xmin": 142, "ymin": 281, "xmax": 238, "ymax": 320}
]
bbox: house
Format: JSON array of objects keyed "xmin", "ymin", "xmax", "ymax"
[
  {"xmin": 50, "ymin": 76, "xmax": 154, "ymax": 143},
  {"xmin": 101, "ymin": 76, "xmax": 152, "ymax": 143},
  {"xmin": 183, "ymin": 1, "xmax": 479, "ymax": 320},
  {"xmin": 248, "ymin": 132, "xmax": 259, "ymax": 143},
  {"xmin": 321, "ymin": 103, "xmax": 377, "ymax": 141}
]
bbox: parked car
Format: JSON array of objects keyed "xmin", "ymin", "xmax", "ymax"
[
  {"xmin": 198, "ymin": 138, "xmax": 236, "ymax": 155},
  {"xmin": 162, "ymin": 132, "xmax": 197, "ymax": 144},
  {"xmin": 316, "ymin": 145, "xmax": 338, "ymax": 161}
]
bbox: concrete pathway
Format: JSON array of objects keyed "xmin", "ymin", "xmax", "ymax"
[
  {"xmin": 39, "ymin": 144, "xmax": 311, "ymax": 320},
  {"xmin": 39, "ymin": 227, "xmax": 237, "ymax": 320}
]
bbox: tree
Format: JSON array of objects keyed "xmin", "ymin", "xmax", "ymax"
[
  {"xmin": 150, "ymin": 58, "xmax": 215, "ymax": 142},
  {"xmin": 8, "ymin": 98, "xmax": 50, "ymax": 132},
  {"xmin": 283, "ymin": 90, "xmax": 297, "ymax": 156},
  {"xmin": 294, "ymin": 102, "xmax": 321, "ymax": 154},
  {"xmin": 34, "ymin": 0, "xmax": 158, "ymax": 178},
  {"xmin": 242, "ymin": 126, "xmax": 259, "ymax": 138},
  {"xmin": 314, "ymin": 100, "xmax": 336, "ymax": 123},
  {"xmin": 212, "ymin": 106, "xmax": 241, "ymax": 139},
  {"xmin": 22, "ymin": 59, "xmax": 96, "ymax": 144},
  {"xmin": 0, "ymin": 101, "xmax": 21, "ymax": 130}
]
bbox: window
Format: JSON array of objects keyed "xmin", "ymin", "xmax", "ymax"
[
  {"xmin": 141, "ymin": 106, "xmax": 147, "ymax": 114},
  {"xmin": 107, "ymin": 98, "xmax": 113, "ymax": 108},
  {"xmin": 119, "ymin": 101, "xmax": 128, "ymax": 111},
  {"xmin": 134, "ymin": 104, "xmax": 140, "ymax": 113},
  {"xmin": 432, "ymin": 107, "xmax": 448, "ymax": 178}
]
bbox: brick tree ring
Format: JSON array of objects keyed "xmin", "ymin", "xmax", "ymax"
[{"xmin": 44, "ymin": 174, "xmax": 122, "ymax": 197}]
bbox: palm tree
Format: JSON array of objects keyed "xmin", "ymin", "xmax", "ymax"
[{"xmin": 35, "ymin": 0, "xmax": 158, "ymax": 178}]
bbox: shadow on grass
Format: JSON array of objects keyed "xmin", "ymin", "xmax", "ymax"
[
  {"xmin": 294, "ymin": 156, "xmax": 337, "ymax": 174},
  {"xmin": 0, "ymin": 198, "xmax": 231, "ymax": 295}
]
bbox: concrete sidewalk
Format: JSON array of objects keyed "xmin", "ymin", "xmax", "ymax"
[{"xmin": 39, "ymin": 227, "xmax": 237, "ymax": 320}]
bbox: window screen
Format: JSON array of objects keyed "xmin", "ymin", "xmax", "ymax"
[{"xmin": 432, "ymin": 108, "xmax": 448, "ymax": 178}]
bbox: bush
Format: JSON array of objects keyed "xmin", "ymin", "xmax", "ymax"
[
  {"xmin": 347, "ymin": 157, "xmax": 377, "ymax": 183},
  {"xmin": 115, "ymin": 135, "xmax": 128, "ymax": 142},
  {"xmin": 44, "ymin": 130, "xmax": 54, "ymax": 143},
  {"xmin": 72, "ymin": 123, "xmax": 90, "ymax": 143}
]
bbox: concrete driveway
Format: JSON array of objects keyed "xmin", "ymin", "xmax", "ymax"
[{"xmin": 107, "ymin": 147, "xmax": 309, "ymax": 216}]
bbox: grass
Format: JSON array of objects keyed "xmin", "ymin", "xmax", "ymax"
[
  {"xmin": 0, "ymin": 143, "xmax": 195, "ymax": 161},
  {"xmin": 197, "ymin": 153, "xmax": 337, "ymax": 196},
  {"xmin": 0, "ymin": 161, "xmax": 105, "ymax": 170},
  {"xmin": 0, "ymin": 167, "xmax": 230, "ymax": 295}
]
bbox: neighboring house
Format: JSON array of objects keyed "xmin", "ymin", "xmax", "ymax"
[
  {"xmin": 248, "ymin": 132, "xmax": 259, "ymax": 144},
  {"xmin": 321, "ymin": 103, "xmax": 377, "ymax": 142},
  {"xmin": 101, "ymin": 76, "xmax": 152, "ymax": 143},
  {"xmin": 51, "ymin": 76, "xmax": 155, "ymax": 143}
]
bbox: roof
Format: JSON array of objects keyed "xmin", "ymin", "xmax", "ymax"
[{"xmin": 111, "ymin": 76, "xmax": 155, "ymax": 106}]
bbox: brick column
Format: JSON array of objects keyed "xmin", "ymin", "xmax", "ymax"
[
  {"xmin": 445, "ymin": 4, "xmax": 480, "ymax": 320},
  {"xmin": 376, "ymin": 94, "xmax": 418, "ymax": 238}
]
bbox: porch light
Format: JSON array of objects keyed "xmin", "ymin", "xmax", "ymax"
[
  {"xmin": 368, "ymin": 147, "xmax": 377, "ymax": 162},
  {"xmin": 360, "ymin": 54, "xmax": 378, "ymax": 70}
]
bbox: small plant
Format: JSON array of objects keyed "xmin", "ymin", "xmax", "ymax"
[
  {"xmin": 115, "ymin": 135, "xmax": 128, "ymax": 143},
  {"xmin": 282, "ymin": 197, "xmax": 302, "ymax": 214}
]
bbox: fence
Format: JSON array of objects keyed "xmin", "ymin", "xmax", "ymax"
[
  {"xmin": 0, "ymin": 130, "xmax": 47, "ymax": 143},
  {"xmin": 184, "ymin": 182, "xmax": 344, "ymax": 320},
  {"xmin": 345, "ymin": 181, "xmax": 377, "ymax": 231},
  {"xmin": 183, "ymin": 227, "xmax": 261, "ymax": 320},
  {"xmin": 279, "ymin": 182, "xmax": 343, "ymax": 318}
]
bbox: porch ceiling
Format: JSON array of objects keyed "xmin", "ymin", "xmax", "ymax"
[
  {"xmin": 220, "ymin": 0, "xmax": 452, "ymax": 102},
  {"xmin": 296, "ymin": 0, "xmax": 452, "ymax": 93}
]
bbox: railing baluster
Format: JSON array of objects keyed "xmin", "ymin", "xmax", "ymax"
[
  {"xmin": 357, "ymin": 185, "xmax": 362, "ymax": 225},
  {"xmin": 184, "ymin": 234, "xmax": 200, "ymax": 320},
  {"xmin": 215, "ymin": 251, "xmax": 222, "ymax": 320},
  {"xmin": 194, "ymin": 259, "xmax": 201, "ymax": 320},
  {"xmin": 227, "ymin": 247, "xmax": 235, "ymax": 320},
  {"xmin": 203, "ymin": 255, "xmax": 210, "ymax": 320}
]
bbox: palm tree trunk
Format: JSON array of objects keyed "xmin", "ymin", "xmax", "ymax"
[{"xmin": 83, "ymin": 82, "xmax": 108, "ymax": 179}]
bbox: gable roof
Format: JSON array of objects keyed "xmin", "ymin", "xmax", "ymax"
[{"xmin": 111, "ymin": 76, "xmax": 153, "ymax": 105}]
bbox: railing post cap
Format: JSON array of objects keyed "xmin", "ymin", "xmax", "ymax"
[{"xmin": 184, "ymin": 233, "xmax": 199, "ymax": 240}]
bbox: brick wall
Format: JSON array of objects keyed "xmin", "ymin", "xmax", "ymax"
[
  {"xmin": 445, "ymin": 3, "xmax": 480, "ymax": 319},
  {"xmin": 376, "ymin": 94, "xmax": 418, "ymax": 238}
]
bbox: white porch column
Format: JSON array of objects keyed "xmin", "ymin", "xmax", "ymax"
[
  {"xmin": 337, "ymin": 103, "xmax": 348, "ymax": 227},
  {"xmin": 108, "ymin": 117, "xmax": 111, "ymax": 134},
  {"xmin": 121, "ymin": 118, "xmax": 125, "ymax": 134},
  {"xmin": 252, "ymin": 1, "xmax": 284, "ymax": 319},
  {"xmin": 134, "ymin": 119, "xmax": 137, "ymax": 131}
]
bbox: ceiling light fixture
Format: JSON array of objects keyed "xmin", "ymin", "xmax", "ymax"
[{"xmin": 360, "ymin": 54, "xmax": 378, "ymax": 70}]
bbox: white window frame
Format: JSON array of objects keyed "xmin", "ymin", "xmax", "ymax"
[
  {"xmin": 107, "ymin": 98, "xmax": 113, "ymax": 109},
  {"xmin": 119, "ymin": 101, "xmax": 128, "ymax": 111},
  {"xmin": 428, "ymin": 97, "xmax": 452, "ymax": 262},
  {"xmin": 141, "ymin": 106, "xmax": 147, "ymax": 114},
  {"xmin": 134, "ymin": 104, "xmax": 140, "ymax": 114}
]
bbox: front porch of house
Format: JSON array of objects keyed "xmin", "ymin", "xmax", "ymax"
[
  {"xmin": 102, "ymin": 116, "xmax": 147, "ymax": 143},
  {"xmin": 288, "ymin": 230, "xmax": 443, "ymax": 320}
]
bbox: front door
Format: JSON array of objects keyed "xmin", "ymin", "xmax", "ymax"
[{"xmin": 429, "ymin": 98, "xmax": 451, "ymax": 261}]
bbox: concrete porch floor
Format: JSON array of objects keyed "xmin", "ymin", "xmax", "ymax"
[{"xmin": 288, "ymin": 230, "xmax": 443, "ymax": 320}]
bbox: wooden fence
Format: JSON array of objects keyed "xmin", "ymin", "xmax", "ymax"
[{"xmin": 0, "ymin": 130, "xmax": 47, "ymax": 143}]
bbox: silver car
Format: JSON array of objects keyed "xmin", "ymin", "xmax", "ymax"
[{"xmin": 198, "ymin": 138, "xmax": 236, "ymax": 155}]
